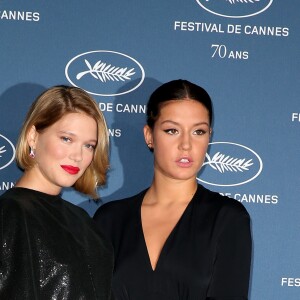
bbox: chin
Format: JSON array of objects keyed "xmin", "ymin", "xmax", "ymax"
[
  {"xmin": 59, "ymin": 180, "xmax": 78, "ymax": 188},
  {"xmin": 171, "ymin": 174, "xmax": 196, "ymax": 181}
]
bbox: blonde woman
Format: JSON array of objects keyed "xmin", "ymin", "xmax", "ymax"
[{"xmin": 0, "ymin": 86, "xmax": 113, "ymax": 299}]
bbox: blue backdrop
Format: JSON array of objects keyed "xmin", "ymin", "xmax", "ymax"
[{"xmin": 0, "ymin": 1, "xmax": 299, "ymax": 298}]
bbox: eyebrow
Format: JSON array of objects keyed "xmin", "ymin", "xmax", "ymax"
[
  {"xmin": 160, "ymin": 120, "xmax": 210, "ymax": 127},
  {"xmin": 58, "ymin": 131, "xmax": 97, "ymax": 143},
  {"xmin": 59, "ymin": 130, "xmax": 75, "ymax": 135}
]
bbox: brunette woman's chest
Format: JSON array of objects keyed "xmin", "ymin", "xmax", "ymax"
[{"xmin": 141, "ymin": 203, "xmax": 190, "ymax": 271}]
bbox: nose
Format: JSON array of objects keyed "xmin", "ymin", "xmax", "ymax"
[
  {"xmin": 179, "ymin": 132, "xmax": 192, "ymax": 151},
  {"xmin": 69, "ymin": 146, "xmax": 83, "ymax": 162}
]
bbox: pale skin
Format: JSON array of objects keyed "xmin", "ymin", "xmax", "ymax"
[
  {"xmin": 142, "ymin": 99, "xmax": 211, "ymax": 270},
  {"xmin": 16, "ymin": 112, "xmax": 97, "ymax": 195}
]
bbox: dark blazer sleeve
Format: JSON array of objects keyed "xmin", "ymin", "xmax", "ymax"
[
  {"xmin": 207, "ymin": 203, "xmax": 252, "ymax": 300},
  {"xmin": 0, "ymin": 201, "xmax": 38, "ymax": 299}
]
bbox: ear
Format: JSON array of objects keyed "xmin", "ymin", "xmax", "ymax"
[
  {"xmin": 143, "ymin": 125, "xmax": 153, "ymax": 148},
  {"xmin": 27, "ymin": 125, "xmax": 38, "ymax": 148}
]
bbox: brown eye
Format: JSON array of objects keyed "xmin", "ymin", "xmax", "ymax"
[
  {"xmin": 164, "ymin": 129, "xmax": 178, "ymax": 135},
  {"xmin": 193, "ymin": 129, "xmax": 206, "ymax": 135}
]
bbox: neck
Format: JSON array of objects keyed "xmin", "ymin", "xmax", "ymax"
[
  {"xmin": 15, "ymin": 169, "xmax": 61, "ymax": 196},
  {"xmin": 145, "ymin": 176, "xmax": 198, "ymax": 205}
]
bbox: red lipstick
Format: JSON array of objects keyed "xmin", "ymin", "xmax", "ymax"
[{"xmin": 61, "ymin": 165, "xmax": 80, "ymax": 175}]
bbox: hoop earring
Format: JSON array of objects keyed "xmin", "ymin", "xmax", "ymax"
[{"xmin": 29, "ymin": 147, "xmax": 35, "ymax": 158}]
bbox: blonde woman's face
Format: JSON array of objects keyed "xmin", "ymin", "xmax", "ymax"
[{"xmin": 28, "ymin": 112, "xmax": 97, "ymax": 194}]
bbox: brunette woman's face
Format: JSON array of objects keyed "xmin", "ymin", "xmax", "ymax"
[
  {"xmin": 28, "ymin": 112, "xmax": 97, "ymax": 194},
  {"xmin": 144, "ymin": 99, "xmax": 211, "ymax": 182}
]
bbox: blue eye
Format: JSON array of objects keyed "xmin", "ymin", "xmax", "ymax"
[
  {"xmin": 85, "ymin": 144, "xmax": 96, "ymax": 151},
  {"xmin": 61, "ymin": 136, "xmax": 71, "ymax": 142}
]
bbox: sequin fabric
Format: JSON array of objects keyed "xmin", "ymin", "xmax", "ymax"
[{"xmin": 0, "ymin": 188, "xmax": 113, "ymax": 299}]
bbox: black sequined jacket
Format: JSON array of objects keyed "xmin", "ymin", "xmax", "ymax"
[{"xmin": 0, "ymin": 187, "xmax": 113, "ymax": 299}]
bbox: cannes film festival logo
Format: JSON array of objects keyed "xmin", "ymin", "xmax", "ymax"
[
  {"xmin": 0, "ymin": 134, "xmax": 15, "ymax": 170},
  {"xmin": 197, "ymin": 142, "xmax": 263, "ymax": 187},
  {"xmin": 65, "ymin": 50, "xmax": 145, "ymax": 97},
  {"xmin": 196, "ymin": 0, "xmax": 273, "ymax": 18}
]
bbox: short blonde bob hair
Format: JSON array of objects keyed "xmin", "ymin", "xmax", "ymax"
[{"xmin": 16, "ymin": 85, "xmax": 109, "ymax": 199}]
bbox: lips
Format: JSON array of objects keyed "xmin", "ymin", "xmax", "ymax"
[
  {"xmin": 176, "ymin": 157, "xmax": 193, "ymax": 168},
  {"xmin": 179, "ymin": 158, "xmax": 190, "ymax": 163},
  {"xmin": 61, "ymin": 165, "xmax": 80, "ymax": 175}
]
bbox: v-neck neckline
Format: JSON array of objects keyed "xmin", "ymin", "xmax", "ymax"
[{"xmin": 138, "ymin": 188, "xmax": 196, "ymax": 272}]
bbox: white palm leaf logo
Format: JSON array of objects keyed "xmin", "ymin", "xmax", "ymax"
[
  {"xmin": 196, "ymin": 0, "xmax": 271, "ymax": 18},
  {"xmin": 205, "ymin": 0, "xmax": 260, "ymax": 3},
  {"xmin": 76, "ymin": 59, "xmax": 135, "ymax": 83},
  {"xmin": 0, "ymin": 145, "xmax": 6, "ymax": 158},
  {"xmin": 204, "ymin": 152, "xmax": 253, "ymax": 173},
  {"xmin": 226, "ymin": 0, "xmax": 260, "ymax": 3}
]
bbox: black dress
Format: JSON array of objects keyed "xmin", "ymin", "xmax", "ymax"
[
  {"xmin": 0, "ymin": 187, "xmax": 113, "ymax": 300},
  {"xmin": 94, "ymin": 184, "xmax": 252, "ymax": 300}
]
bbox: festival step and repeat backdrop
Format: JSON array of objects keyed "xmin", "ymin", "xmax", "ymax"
[{"xmin": 0, "ymin": 1, "xmax": 299, "ymax": 298}]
